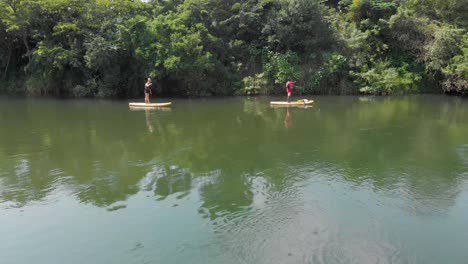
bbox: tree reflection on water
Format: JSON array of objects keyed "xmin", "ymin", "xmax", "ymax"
[{"xmin": 0, "ymin": 96, "xmax": 467, "ymax": 220}]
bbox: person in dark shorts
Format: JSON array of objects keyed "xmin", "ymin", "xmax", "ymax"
[
  {"xmin": 145, "ymin": 78, "xmax": 152, "ymax": 104},
  {"xmin": 285, "ymin": 79, "xmax": 295, "ymax": 102}
]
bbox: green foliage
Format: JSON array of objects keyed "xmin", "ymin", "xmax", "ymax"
[
  {"xmin": 444, "ymin": 35, "xmax": 468, "ymax": 78},
  {"xmin": 348, "ymin": 0, "xmax": 397, "ymax": 24},
  {"xmin": 323, "ymin": 53, "xmax": 348, "ymax": 74},
  {"xmin": 263, "ymin": 50, "xmax": 301, "ymax": 88},
  {"xmin": 354, "ymin": 61, "xmax": 421, "ymax": 95},
  {"xmin": 265, "ymin": 0, "xmax": 334, "ymax": 52},
  {"xmin": 149, "ymin": 5, "xmax": 217, "ymax": 96},
  {"xmin": 386, "ymin": 9, "xmax": 434, "ymax": 61},
  {"xmin": 442, "ymin": 34, "xmax": 468, "ymax": 94},
  {"xmin": 426, "ymin": 25, "xmax": 465, "ymax": 72},
  {"xmin": 241, "ymin": 72, "xmax": 268, "ymax": 95},
  {"xmin": 403, "ymin": 0, "xmax": 468, "ymax": 28},
  {"xmin": 0, "ymin": 0, "xmax": 465, "ymax": 97},
  {"xmin": 72, "ymin": 85, "xmax": 92, "ymax": 98}
]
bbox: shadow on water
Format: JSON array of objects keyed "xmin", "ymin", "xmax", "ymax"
[{"xmin": 0, "ymin": 96, "xmax": 467, "ymax": 217}]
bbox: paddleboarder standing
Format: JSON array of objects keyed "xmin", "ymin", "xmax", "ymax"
[
  {"xmin": 286, "ymin": 79, "xmax": 295, "ymax": 102},
  {"xmin": 144, "ymin": 78, "xmax": 152, "ymax": 104}
]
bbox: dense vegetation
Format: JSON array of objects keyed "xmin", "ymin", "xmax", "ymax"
[{"xmin": 0, "ymin": 0, "xmax": 466, "ymax": 97}]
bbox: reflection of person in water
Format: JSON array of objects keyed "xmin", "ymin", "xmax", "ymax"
[
  {"xmin": 145, "ymin": 109, "xmax": 154, "ymax": 133},
  {"xmin": 284, "ymin": 108, "xmax": 291, "ymax": 129}
]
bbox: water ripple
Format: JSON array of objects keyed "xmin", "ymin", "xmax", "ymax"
[
  {"xmin": 202, "ymin": 165, "xmax": 430, "ymax": 264},
  {"xmin": 457, "ymin": 144, "xmax": 468, "ymax": 166}
]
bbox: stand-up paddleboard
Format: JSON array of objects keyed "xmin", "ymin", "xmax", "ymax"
[
  {"xmin": 129, "ymin": 102, "xmax": 172, "ymax": 108},
  {"xmin": 270, "ymin": 99, "xmax": 314, "ymax": 106},
  {"xmin": 129, "ymin": 106, "xmax": 172, "ymax": 112}
]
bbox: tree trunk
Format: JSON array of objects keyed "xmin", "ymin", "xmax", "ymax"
[
  {"xmin": 22, "ymin": 32, "xmax": 31, "ymax": 63},
  {"xmin": 3, "ymin": 47, "xmax": 12, "ymax": 80}
]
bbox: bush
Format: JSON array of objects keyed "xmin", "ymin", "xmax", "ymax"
[
  {"xmin": 263, "ymin": 50, "xmax": 301, "ymax": 92},
  {"xmin": 354, "ymin": 60, "xmax": 421, "ymax": 94},
  {"xmin": 241, "ymin": 73, "xmax": 268, "ymax": 95},
  {"xmin": 426, "ymin": 25, "xmax": 465, "ymax": 72},
  {"xmin": 0, "ymin": 80, "xmax": 24, "ymax": 95},
  {"xmin": 442, "ymin": 34, "xmax": 468, "ymax": 94},
  {"xmin": 349, "ymin": 0, "xmax": 397, "ymax": 23},
  {"xmin": 72, "ymin": 85, "xmax": 94, "ymax": 98},
  {"xmin": 301, "ymin": 52, "xmax": 350, "ymax": 94}
]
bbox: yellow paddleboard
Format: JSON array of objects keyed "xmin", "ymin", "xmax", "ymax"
[
  {"xmin": 129, "ymin": 102, "xmax": 172, "ymax": 108},
  {"xmin": 270, "ymin": 99, "xmax": 314, "ymax": 106}
]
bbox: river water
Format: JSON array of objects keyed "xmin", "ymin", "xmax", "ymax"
[{"xmin": 1, "ymin": 96, "xmax": 468, "ymax": 264}]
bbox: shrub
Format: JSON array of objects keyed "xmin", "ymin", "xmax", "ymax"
[
  {"xmin": 241, "ymin": 73, "xmax": 268, "ymax": 95},
  {"xmin": 355, "ymin": 60, "xmax": 421, "ymax": 94}
]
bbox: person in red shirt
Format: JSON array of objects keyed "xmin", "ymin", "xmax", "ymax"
[
  {"xmin": 144, "ymin": 78, "xmax": 152, "ymax": 104},
  {"xmin": 285, "ymin": 79, "xmax": 295, "ymax": 102}
]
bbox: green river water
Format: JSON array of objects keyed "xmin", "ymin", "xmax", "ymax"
[{"xmin": 0, "ymin": 95, "xmax": 468, "ymax": 264}]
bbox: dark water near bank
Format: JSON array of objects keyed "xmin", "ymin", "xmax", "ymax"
[{"xmin": 1, "ymin": 96, "xmax": 468, "ymax": 264}]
